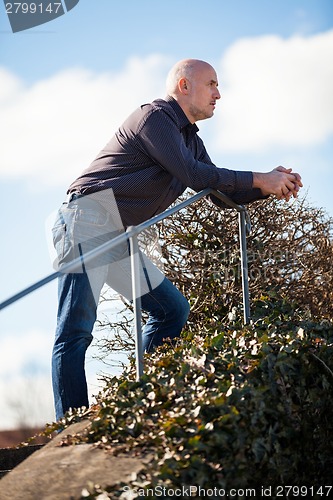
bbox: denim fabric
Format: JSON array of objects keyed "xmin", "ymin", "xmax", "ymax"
[
  {"xmin": 52, "ymin": 195, "xmax": 124, "ymax": 272},
  {"xmin": 52, "ymin": 196, "xmax": 190, "ymax": 420}
]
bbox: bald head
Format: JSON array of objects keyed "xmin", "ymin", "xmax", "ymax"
[
  {"xmin": 166, "ymin": 59, "xmax": 215, "ymax": 97},
  {"xmin": 165, "ymin": 58, "xmax": 221, "ymax": 124}
]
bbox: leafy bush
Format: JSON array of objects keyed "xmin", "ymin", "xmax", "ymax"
[
  {"xmin": 48, "ymin": 194, "xmax": 333, "ymax": 497},
  {"xmin": 95, "ymin": 194, "xmax": 333, "ymax": 361},
  {"xmin": 54, "ymin": 296, "xmax": 333, "ymax": 498},
  {"xmin": 158, "ymin": 193, "xmax": 333, "ymax": 324}
]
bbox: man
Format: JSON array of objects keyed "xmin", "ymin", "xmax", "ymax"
[{"xmin": 52, "ymin": 59, "xmax": 302, "ymax": 420}]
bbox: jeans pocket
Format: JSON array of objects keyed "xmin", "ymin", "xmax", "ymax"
[
  {"xmin": 73, "ymin": 221, "xmax": 119, "ymax": 269},
  {"xmin": 52, "ymin": 207, "xmax": 75, "ymax": 269},
  {"xmin": 73, "ymin": 208, "xmax": 110, "ymax": 252},
  {"xmin": 52, "ymin": 203, "xmax": 123, "ymax": 271}
]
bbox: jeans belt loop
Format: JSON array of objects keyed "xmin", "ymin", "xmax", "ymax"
[{"xmin": 67, "ymin": 192, "xmax": 81, "ymax": 203}]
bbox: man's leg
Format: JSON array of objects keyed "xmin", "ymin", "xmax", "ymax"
[
  {"xmin": 140, "ymin": 276, "xmax": 190, "ymax": 352},
  {"xmin": 52, "ymin": 267, "xmax": 106, "ymax": 420},
  {"xmin": 51, "ymin": 193, "xmax": 118, "ymax": 420},
  {"xmin": 105, "ymin": 248, "xmax": 190, "ymax": 353}
]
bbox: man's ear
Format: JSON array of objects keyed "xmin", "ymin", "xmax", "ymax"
[{"xmin": 179, "ymin": 78, "xmax": 189, "ymax": 94}]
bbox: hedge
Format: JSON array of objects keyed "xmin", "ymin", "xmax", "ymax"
[{"xmin": 49, "ymin": 295, "xmax": 333, "ymax": 499}]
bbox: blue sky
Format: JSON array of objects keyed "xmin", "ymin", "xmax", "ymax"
[{"xmin": 0, "ymin": 0, "xmax": 332, "ymax": 429}]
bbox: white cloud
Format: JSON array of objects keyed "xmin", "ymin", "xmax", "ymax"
[
  {"xmin": 0, "ymin": 54, "xmax": 170, "ymax": 187},
  {"xmin": 214, "ymin": 30, "xmax": 333, "ymax": 152},
  {"xmin": 0, "ymin": 328, "xmax": 54, "ymax": 428},
  {"xmin": 0, "ymin": 329, "xmax": 52, "ymax": 378},
  {"xmin": 0, "ymin": 326, "xmax": 117, "ymax": 429},
  {"xmin": 0, "ymin": 375, "xmax": 55, "ymax": 429}
]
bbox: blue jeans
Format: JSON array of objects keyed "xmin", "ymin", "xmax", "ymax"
[{"xmin": 51, "ymin": 195, "xmax": 190, "ymax": 420}]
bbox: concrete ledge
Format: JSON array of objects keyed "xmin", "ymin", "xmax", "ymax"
[{"xmin": 0, "ymin": 420, "xmax": 151, "ymax": 499}]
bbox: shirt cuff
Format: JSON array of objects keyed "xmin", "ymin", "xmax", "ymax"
[{"xmin": 234, "ymin": 171, "xmax": 253, "ymax": 192}]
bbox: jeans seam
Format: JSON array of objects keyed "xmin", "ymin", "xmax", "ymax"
[
  {"xmin": 139, "ymin": 250, "xmax": 153, "ymax": 293},
  {"xmin": 60, "ymin": 273, "xmax": 77, "ymax": 415}
]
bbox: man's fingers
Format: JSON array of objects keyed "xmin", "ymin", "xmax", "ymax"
[
  {"xmin": 255, "ymin": 168, "xmax": 302, "ymax": 198},
  {"xmin": 285, "ymin": 177, "xmax": 297, "ymax": 191},
  {"xmin": 276, "ymin": 165, "xmax": 292, "ymax": 174},
  {"xmin": 283, "ymin": 187, "xmax": 292, "ymax": 199},
  {"xmin": 292, "ymin": 173, "xmax": 303, "ymax": 187},
  {"xmin": 275, "ymin": 166, "xmax": 303, "ymax": 188}
]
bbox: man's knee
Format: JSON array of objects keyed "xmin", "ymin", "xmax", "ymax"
[
  {"xmin": 181, "ymin": 296, "xmax": 190, "ymax": 325},
  {"xmin": 171, "ymin": 293, "xmax": 190, "ymax": 328}
]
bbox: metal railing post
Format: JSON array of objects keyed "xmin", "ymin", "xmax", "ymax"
[
  {"xmin": 127, "ymin": 228, "xmax": 144, "ymax": 381},
  {"xmin": 238, "ymin": 209, "xmax": 251, "ymax": 324}
]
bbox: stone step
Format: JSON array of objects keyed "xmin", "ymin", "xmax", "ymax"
[
  {"xmin": 0, "ymin": 421, "xmax": 153, "ymax": 499},
  {"xmin": 0, "ymin": 445, "xmax": 44, "ymax": 478}
]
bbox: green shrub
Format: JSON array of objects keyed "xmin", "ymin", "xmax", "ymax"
[
  {"xmin": 55, "ymin": 296, "xmax": 333, "ymax": 498},
  {"xmin": 50, "ymin": 194, "xmax": 333, "ymax": 498}
]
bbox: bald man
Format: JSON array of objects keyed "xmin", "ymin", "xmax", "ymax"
[{"xmin": 52, "ymin": 59, "xmax": 302, "ymax": 419}]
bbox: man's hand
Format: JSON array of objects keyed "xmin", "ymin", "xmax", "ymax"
[{"xmin": 253, "ymin": 166, "xmax": 303, "ymax": 201}]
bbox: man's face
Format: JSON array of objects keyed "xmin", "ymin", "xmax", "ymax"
[{"xmin": 186, "ymin": 64, "xmax": 221, "ymax": 123}]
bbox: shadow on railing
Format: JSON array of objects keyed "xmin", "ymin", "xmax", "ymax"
[{"xmin": 0, "ymin": 188, "xmax": 251, "ymax": 380}]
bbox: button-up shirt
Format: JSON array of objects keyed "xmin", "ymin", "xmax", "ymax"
[{"xmin": 68, "ymin": 95, "xmax": 265, "ymax": 226}]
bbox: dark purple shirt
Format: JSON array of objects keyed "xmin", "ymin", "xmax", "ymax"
[{"xmin": 68, "ymin": 96, "xmax": 265, "ymax": 226}]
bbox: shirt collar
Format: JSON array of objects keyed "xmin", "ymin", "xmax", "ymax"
[{"xmin": 165, "ymin": 95, "xmax": 199, "ymax": 135}]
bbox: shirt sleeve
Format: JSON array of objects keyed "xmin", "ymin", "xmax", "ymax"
[
  {"xmin": 208, "ymin": 189, "xmax": 269, "ymax": 209},
  {"xmin": 193, "ymin": 137, "xmax": 268, "ymax": 205},
  {"xmin": 136, "ymin": 107, "xmax": 254, "ymax": 194}
]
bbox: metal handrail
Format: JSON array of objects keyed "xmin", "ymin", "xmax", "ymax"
[{"xmin": 0, "ymin": 188, "xmax": 251, "ymax": 379}]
